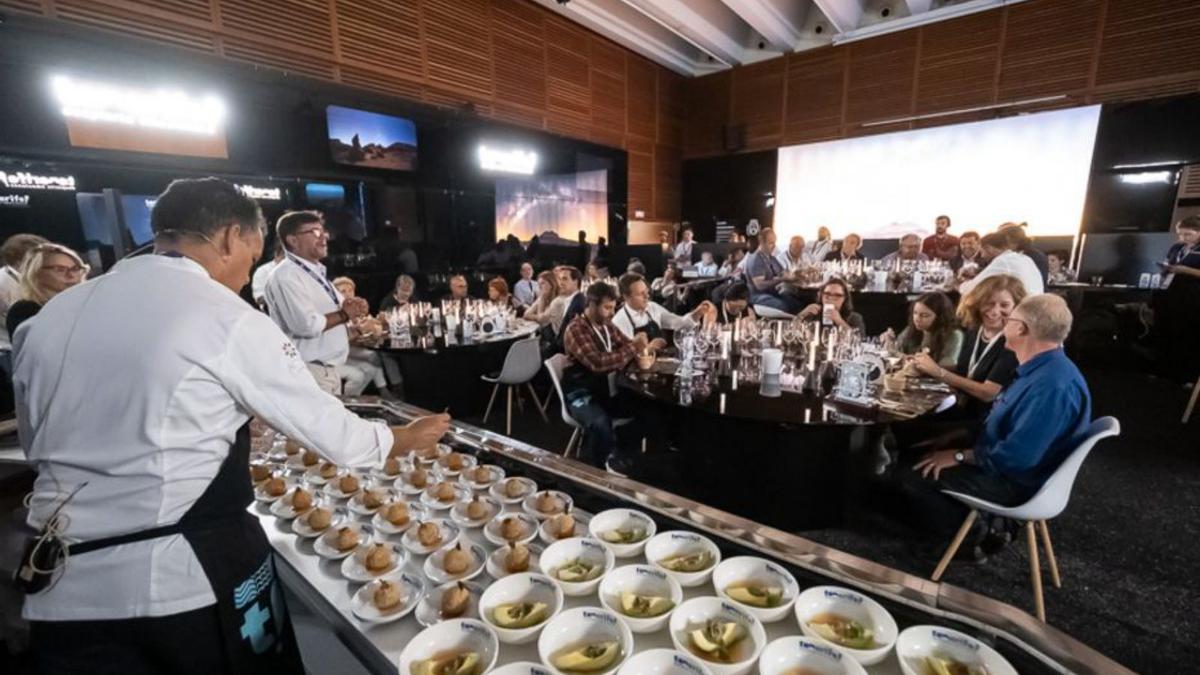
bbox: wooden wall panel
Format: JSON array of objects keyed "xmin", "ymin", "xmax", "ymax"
[
  {"xmin": 421, "ymin": 0, "xmax": 493, "ymax": 111},
  {"xmin": 543, "ymin": 15, "xmax": 593, "ymax": 141},
  {"xmin": 655, "ymin": 143, "xmax": 682, "ymax": 221},
  {"xmin": 1095, "ymin": 0, "xmax": 1200, "ymax": 92},
  {"xmin": 998, "ymin": 0, "xmax": 1099, "ymax": 101},
  {"xmin": 915, "ymin": 10, "xmax": 1002, "ymax": 114},
  {"xmin": 683, "ymin": 70, "xmax": 730, "ymax": 157},
  {"xmin": 783, "ymin": 48, "xmax": 845, "ymax": 144},
  {"xmin": 626, "ymin": 57, "xmax": 657, "ymax": 141},
  {"xmin": 49, "ymin": 0, "xmax": 216, "ymax": 52},
  {"xmin": 844, "ymin": 31, "xmax": 919, "ymax": 126},
  {"xmin": 628, "ymin": 151, "xmax": 653, "ymax": 216},
  {"xmin": 657, "ymin": 70, "xmax": 685, "ymax": 148},
  {"xmin": 335, "ymin": 0, "xmax": 424, "ymax": 87},
  {"xmin": 491, "ymin": 0, "xmax": 547, "ymax": 127},
  {"xmin": 730, "ymin": 58, "xmax": 785, "ymax": 151},
  {"xmin": 589, "ymin": 38, "xmax": 627, "ymax": 147}
]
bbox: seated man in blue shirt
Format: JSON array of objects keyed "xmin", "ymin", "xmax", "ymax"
[
  {"xmin": 898, "ymin": 294, "xmax": 1091, "ymax": 557},
  {"xmin": 745, "ymin": 227, "xmax": 804, "ymax": 314}
]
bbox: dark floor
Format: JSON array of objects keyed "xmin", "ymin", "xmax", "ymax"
[{"xmin": 468, "ymin": 367, "xmax": 1199, "ymax": 675}]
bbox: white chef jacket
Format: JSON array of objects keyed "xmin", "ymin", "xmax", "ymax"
[
  {"xmin": 13, "ymin": 254, "xmax": 391, "ymax": 621},
  {"xmin": 959, "ymin": 250, "xmax": 1045, "ymax": 297},
  {"xmin": 250, "ymin": 258, "xmax": 278, "ymax": 303},
  {"xmin": 612, "ymin": 301, "xmax": 694, "ymax": 339},
  {"xmin": 263, "ymin": 254, "xmax": 349, "ymax": 366},
  {"xmin": 806, "ymin": 238, "xmax": 833, "ymax": 262},
  {"xmin": 0, "ymin": 265, "xmax": 21, "ymax": 351},
  {"xmin": 513, "ymin": 278, "xmax": 538, "ymax": 307},
  {"xmin": 695, "ymin": 261, "xmax": 718, "ymax": 277}
]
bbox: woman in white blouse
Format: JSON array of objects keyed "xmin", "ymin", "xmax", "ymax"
[{"xmin": 958, "ymin": 231, "xmax": 1044, "ymax": 297}]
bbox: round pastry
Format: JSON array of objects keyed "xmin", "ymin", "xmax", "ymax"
[
  {"xmin": 319, "ymin": 462, "xmax": 338, "ymax": 479},
  {"xmin": 338, "ymin": 474, "xmax": 360, "ymax": 495},
  {"xmin": 301, "ymin": 450, "xmax": 319, "ymax": 467},
  {"xmin": 434, "ymin": 481, "xmax": 456, "ymax": 503},
  {"xmin": 284, "ymin": 439, "xmax": 302, "ymax": 455},
  {"xmin": 445, "ymin": 452, "xmax": 465, "ymax": 471},
  {"xmin": 307, "ymin": 507, "xmax": 332, "ymax": 531},
  {"xmin": 364, "ymin": 544, "xmax": 393, "ymax": 572},
  {"xmin": 250, "ymin": 464, "xmax": 271, "ymax": 483},
  {"xmin": 504, "ymin": 479, "xmax": 526, "ymax": 499},
  {"xmin": 443, "ymin": 543, "xmax": 470, "ymax": 574},
  {"xmin": 441, "ymin": 582, "xmax": 470, "ymax": 618},
  {"xmin": 417, "ymin": 521, "xmax": 443, "ymax": 548},
  {"xmin": 505, "ymin": 543, "xmax": 530, "ymax": 573},
  {"xmin": 384, "ymin": 502, "xmax": 410, "ymax": 527},
  {"xmin": 373, "ymin": 580, "xmax": 402, "ymax": 611},
  {"xmin": 470, "ymin": 466, "xmax": 493, "ymax": 484},
  {"xmin": 383, "ymin": 456, "xmax": 402, "ymax": 476},
  {"xmin": 333, "ymin": 526, "xmax": 360, "ymax": 552},
  {"xmin": 499, "ymin": 517, "xmax": 525, "ymax": 542},
  {"xmin": 362, "ymin": 489, "xmax": 384, "ymax": 510},
  {"xmin": 264, "ymin": 477, "xmax": 287, "ymax": 497},
  {"xmin": 550, "ymin": 513, "xmax": 575, "ymax": 539},
  {"xmin": 465, "ymin": 498, "xmax": 489, "ymax": 521},
  {"xmin": 415, "ymin": 445, "xmax": 438, "ymax": 461},
  {"xmin": 535, "ymin": 492, "xmax": 562, "ymax": 514},
  {"xmin": 408, "ymin": 468, "xmax": 429, "ymax": 489},
  {"xmin": 291, "ymin": 487, "xmax": 314, "ymax": 512}
]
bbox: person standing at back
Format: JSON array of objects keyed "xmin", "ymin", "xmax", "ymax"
[
  {"xmin": 922, "ymin": 215, "xmax": 959, "ymax": 262},
  {"xmin": 0, "ymin": 233, "xmax": 47, "ymax": 374}
]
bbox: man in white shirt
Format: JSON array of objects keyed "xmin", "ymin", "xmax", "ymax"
[
  {"xmin": 547, "ymin": 265, "xmax": 584, "ymax": 337},
  {"xmin": 776, "ymin": 235, "xmax": 815, "ymax": 273},
  {"xmin": 264, "ymin": 211, "xmax": 369, "ymax": 395},
  {"xmin": 806, "ymin": 226, "xmax": 833, "ymax": 262},
  {"xmin": 695, "ymin": 251, "xmax": 718, "ymax": 277},
  {"xmin": 13, "ymin": 177, "xmax": 448, "ymax": 672},
  {"xmin": 959, "ymin": 231, "xmax": 1045, "ymax": 296},
  {"xmin": 613, "ymin": 273, "xmax": 711, "ymax": 341},
  {"xmin": 673, "ymin": 227, "xmax": 695, "ymax": 263},
  {"xmin": 250, "ymin": 239, "xmax": 284, "ymax": 309},
  {"xmin": 514, "ymin": 262, "xmax": 538, "ymax": 307}
]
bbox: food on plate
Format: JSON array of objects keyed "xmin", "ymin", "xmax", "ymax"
[
  {"xmin": 499, "ymin": 517, "xmax": 526, "ymax": 542},
  {"xmin": 290, "ymin": 487, "xmax": 313, "ymax": 512},
  {"xmin": 306, "ymin": 507, "xmax": 333, "ymax": 531},
  {"xmin": 465, "ymin": 498, "xmax": 490, "ymax": 520},
  {"xmin": 549, "ymin": 513, "xmax": 576, "ymax": 539},
  {"xmin": 383, "ymin": 456, "xmax": 403, "ymax": 476},
  {"xmin": 407, "ymin": 468, "xmax": 430, "ymax": 489},
  {"xmin": 440, "ymin": 582, "xmax": 471, "ymax": 618},
  {"xmin": 373, "ymin": 579, "xmax": 403, "ymax": 611},
  {"xmin": 364, "ymin": 544, "xmax": 394, "ymax": 573},
  {"xmin": 362, "ymin": 489, "xmax": 384, "ymax": 510},
  {"xmin": 470, "ymin": 466, "xmax": 494, "ymax": 484},
  {"xmin": 410, "ymin": 651, "xmax": 481, "ymax": 675},
  {"xmin": 688, "ymin": 619, "xmax": 749, "ymax": 664},
  {"xmin": 284, "ymin": 439, "xmax": 301, "ymax": 455},
  {"xmin": 618, "ymin": 591, "xmax": 673, "ymax": 618},
  {"xmin": 443, "ymin": 543, "xmax": 470, "ymax": 574},
  {"xmin": 301, "ymin": 449, "xmax": 319, "ymax": 467},
  {"xmin": 249, "ymin": 464, "xmax": 271, "ymax": 482},
  {"xmin": 535, "ymin": 492, "xmax": 563, "ymax": 514},
  {"xmin": 658, "ymin": 550, "xmax": 713, "ymax": 573},
  {"xmin": 415, "ymin": 445, "xmax": 439, "ymax": 461},
  {"xmin": 384, "ymin": 502, "xmax": 411, "ymax": 527},
  {"xmin": 264, "ymin": 477, "xmax": 287, "ymax": 497},
  {"xmin": 913, "ymin": 655, "xmax": 990, "ymax": 675},
  {"xmin": 444, "ymin": 452, "xmax": 466, "ymax": 471},
  {"xmin": 554, "ymin": 558, "xmax": 601, "ymax": 583},
  {"xmin": 505, "ymin": 543, "xmax": 531, "ymax": 573},
  {"xmin": 491, "ymin": 601, "xmax": 548, "ymax": 629},
  {"xmin": 806, "ymin": 612, "xmax": 876, "ymax": 650},
  {"xmin": 503, "ymin": 479, "xmax": 528, "ymax": 499},
  {"xmin": 417, "ymin": 521, "xmax": 443, "ymax": 548},
  {"xmin": 319, "ymin": 462, "xmax": 338, "ymax": 479},
  {"xmin": 338, "ymin": 474, "xmax": 360, "ymax": 495},
  {"xmin": 333, "ymin": 526, "xmax": 360, "ymax": 552},
  {"xmin": 600, "ymin": 527, "xmax": 646, "ymax": 545},
  {"xmin": 724, "ymin": 583, "xmax": 783, "ymax": 608},
  {"xmin": 434, "ymin": 481, "xmax": 457, "ymax": 503},
  {"xmin": 551, "ymin": 641, "xmax": 621, "ymax": 673}
]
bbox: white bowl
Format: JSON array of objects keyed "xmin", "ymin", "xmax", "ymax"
[
  {"xmin": 522, "ymin": 490, "xmax": 574, "ymax": 520},
  {"xmin": 617, "ymin": 649, "xmax": 713, "ymax": 675},
  {"xmin": 668, "ymin": 597, "xmax": 767, "ymax": 675},
  {"xmin": 537, "ymin": 607, "xmax": 634, "ymax": 675},
  {"xmin": 645, "ymin": 531, "xmax": 721, "ymax": 588},
  {"xmin": 291, "ymin": 507, "xmax": 344, "ymax": 538},
  {"xmin": 415, "ymin": 580, "xmax": 487, "ymax": 627},
  {"xmin": 794, "ymin": 586, "xmax": 898, "ymax": 666},
  {"xmin": 313, "ymin": 522, "xmax": 371, "ymax": 560},
  {"xmin": 461, "ymin": 464, "xmax": 507, "ymax": 491},
  {"xmin": 479, "ymin": 572, "xmax": 564, "ymax": 644},
  {"xmin": 588, "ymin": 508, "xmax": 656, "ymax": 558},
  {"xmin": 486, "ymin": 543, "xmax": 544, "ymax": 580},
  {"xmin": 401, "ymin": 518, "xmax": 462, "ymax": 556},
  {"xmin": 371, "ymin": 500, "xmax": 429, "ymax": 535},
  {"xmin": 394, "ymin": 465, "xmax": 445, "ymax": 496},
  {"xmin": 421, "ymin": 481, "xmax": 473, "ymax": 509},
  {"xmin": 424, "ymin": 541, "xmax": 487, "ymax": 585},
  {"xmin": 712, "ymin": 557, "xmax": 799, "ymax": 623},
  {"xmin": 484, "ymin": 513, "xmax": 540, "ymax": 547},
  {"xmin": 539, "ymin": 513, "xmax": 588, "ymax": 545},
  {"xmin": 340, "ymin": 542, "xmax": 405, "ymax": 583},
  {"xmin": 895, "ymin": 625, "xmax": 1017, "ymax": 675},
  {"xmin": 492, "ymin": 663, "xmax": 553, "ymax": 675},
  {"xmin": 759, "ymin": 636, "xmax": 867, "ymax": 675},
  {"xmin": 450, "ymin": 495, "xmax": 502, "ymax": 528},
  {"xmin": 350, "ymin": 573, "xmax": 424, "ymax": 624},
  {"xmin": 598, "ymin": 564, "xmax": 683, "ymax": 633},
  {"xmin": 540, "ymin": 537, "xmax": 615, "ymax": 597},
  {"xmin": 490, "ymin": 476, "xmax": 538, "ymax": 504},
  {"xmin": 398, "ymin": 619, "xmax": 499, "ymax": 675}
]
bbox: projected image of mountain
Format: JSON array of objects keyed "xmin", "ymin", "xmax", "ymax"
[{"xmin": 327, "ymin": 105, "xmax": 417, "ymax": 171}]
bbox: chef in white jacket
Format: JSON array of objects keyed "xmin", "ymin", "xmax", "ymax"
[{"xmin": 12, "ymin": 177, "xmax": 449, "ymax": 674}]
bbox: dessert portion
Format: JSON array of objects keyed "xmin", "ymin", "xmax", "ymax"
[
  {"xmin": 505, "ymin": 543, "xmax": 530, "ymax": 573},
  {"xmin": 364, "ymin": 544, "xmax": 394, "ymax": 573},
  {"xmin": 361, "ymin": 489, "xmax": 385, "ymax": 511},
  {"xmin": 687, "ymin": 619, "xmax": 749, "ymax": 664},
  {"xmin": 465, "ymin": 498, "xmax": 490, "ymax": 521},
  {"xmin": 306, "ymin": 507, "xmax": 333, "ymax": 531},
  {"xmin": 319, "ymin": 462, "xmax": 338, "ymax": 479},
  {"xmin": 724, "ymin": 582, "xmax": 784, "ymax": 609},
  {"xmin": 249, "ymin": 464, "xmax": 271, "ymax": 483},
  {"xmin": 491, "ymin": 601, "xmax": 548, "ymax": 629},
  {"xmin": 301, "ymin": 450, "xmax": 319, "ymax": 467},
  {"xmin": 551, "ymin": 642, "xmax": 621, "ymax": 673},
  {"xmin": 600, "ymin": 527, "xmax": 647, "ymax": 545},
  {"xmin": 264, "ymin": 477, "xmax": 287, "ymax": 497},
  {"xmin": 414, "ymin": 445, "xmax": 439, "ymax": 462},
  {"xmin": 806, "ymin": 612, "xmax": 876, "ymax": 650},
  {"xmin": 409, "ymin": 651, "xmax": 481, "ymax": 675},
  {"xmin": 548, "ymin": 514, "xmax": 576, "ymax": 540},
  {"xmin": 534, "ymin": 492, "xmax": 563, "ymax": 515},
  {"xmin": 290, "ymin": 487, "xmax": 313, "ymax": 512},
  {"xmin": 407, "ymin": 468, "xmax": 430, "ymax": 489},
  {"xmin": 333, "ymin": 526, "xmax": 360, "ymax": 552},
  {"xmin": 440, "ymin": 582, "xmax": 471, "ymax": 618},
  {"xmin": 618, "ymin": 591, "xmax": 673, "ymax": 618},
  {"xmin": 499, "ymin": 517, "xmax": 527, "ymax": 542},
  {"xmin": 417, "ymin": 521, "xmax": 444, "ymax": 548},
  {"xmin": 373, "ymin": 580, "xmax": 403, "ymax": 611},
  {"xmin": 443, "ymin": 452, "xmax": 466, "ymax": 471},
  {"xmin": 659, "ymin": 551, "xmax": 714, "ymax": 573},
  {"xmin": 470, "ymin": 466, "xmax": 494, "ymax": 485},
  {"xmin": 284, "ymin": 439, "xmax": 301, "ymax": 455},
  {"xmin": 503, "ymin": 479, "xmax": 527, "ymax": 499},
  {"xmin": 338, "ymin": 474, "xmax": 360, "ymax": 495},
  {"xmin": 434, "ymin": 481, "xmax": 457, "ymax": 503},
  {"xmin": 443, "ymin": 543, "xmax": 470, "ymax": 575},
  {"xmin": 553, "ymin": 558, "xmax": 601, "ymax": 583},
  {"xmin": 384, "ymin": 502, "xmax": 411, "ymax": 527},
  {"xmin": 383, "ymin": 456, "xmax": 403, "ymax": 476}
]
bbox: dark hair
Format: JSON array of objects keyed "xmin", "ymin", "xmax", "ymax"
[
  {"xmin": 1001, "ymin": 226, "xmax": 1031, "ymax": 250},
  {"xmin": 557, "ymin": 265, "xmax": 581, "ymax": 283},
  {"xmin": 936, "ymin": 215, "xmax": 951, "ymax": 225},
  {"xmin": 618, "ymin": 272, "xmax": 646, "ymax": 297},
  {"xmin": 1047, "ymin": 249, "xmax": 1069, "ymax": 261},
  {"xmin": 1177, "ymin": 215, "xmax": 1200, "ymax": 231},
  {"xmin": 819, "ymin": 278, "xmax": 855, "ymax": 318},
  {"xmin": 724, "ymin": 282, "xmax": 750, "ymax": 302},
  {"xmin": 586, "ymin": 281, "xmax": 619, "ymax": 304},
  {"xmin": 959, "ymin": 230, "xmax": 980, "ymax": 241},
  {"xmin": 152, "ymin": 178, "xmax": 263, "ymax": 241},
  {"xmin": 908, "ymin": 291, "xmax": 957, "ymax": 363},
  {"xmin": 980, "ymin": 231, "xmax": 1009, "ymax": 250},
  {"xmin": 275, "ymin": 210, "xmax": 323, "ymax": 251}
]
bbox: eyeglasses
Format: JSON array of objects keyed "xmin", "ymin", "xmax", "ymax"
[
  {"xmin": 42, "ymin": 264, "xmax": 86, "ymax": 275},
  {"xmin": 1005, "ymin": 316, "xmax": 1028, "ymax": 328},
  {"xmin": 295, "ymin": 227, "xmax": 328, "ymax": 238},
  {"xmin": 821, "ymin": 291, "xmax": 846, "ymax": 299}
]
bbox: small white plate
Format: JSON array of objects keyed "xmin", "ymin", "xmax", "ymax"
[
  {"xmin": 371, "ymin": 501, "xmax": 428, "ymax": 535},
  {"xmin": 347, "ymin": 488, "xmax": 393, "ymax": 516},
  {"xmin": 253, "ymin": 477, "xmax": 293, "ymax": 503},
  {"xmin": 401, "ymin": 519, "xmax": 462, "ymax": 556},
  {"xmin": 415, "ymin": 580, "xmax": 486, "ymax": 627},
  {"xmin": 395, "ymin": 466, "xmax": 446, "ymax": 496},
  {"xmin": 304, "ymin": 464, "xmax": 340, "ymax": 486},
  {"xmin": 268, "ymin": 487, "xmax": 317, "ymax": 519},
  {"xmin": 490, "ymin": 477, "xmax": 537, "ymax": 504},
  {"xmin": 322, "ymin": 475, "xmax": 364, "ymax": 500},
  {"xmin": 539, "ymin": 514, "xmax": 588, "ymax": 545},
  {"xmin": 370, "ymin": 457, "xmax": 414, "ymax": 482},
  {"xmin": 424, "ymin": 541, "xmax": 488, "ymax": 585},
  {"xmin": 436, "ymin": 451, "xmax": 478, "ymax": 477},
  {"xmin": 340, "ymin": 542, "xmax": 406, "ymax": 583},
  {"xmin": 460, "ymin": 464, "xmax": 506, "ymax": 490},
  {"xmin": 449, "ymin": 496, "xmax": 502, "ymax": 528},
  {"xmin": 522, "ymin": 490, "xmax": 574, "ymax": 520},
  {"xmin": 486, "ymin": 543, "xmax": 544, "ymax": 580},
  {"xmin": 351, "ymin": 573, "xmax": 425, "ymax": 624},
  {"xmin": 313, "ymin": 524, "xmax": 370, "ymax": 560},
  {"xmin": 291, "ymin": 509, "xmax": 344, "ymax": 538},
  {"xmin": 421, "ymin": 482, "xmax": 473, "ymax": 510},
  {"xmin": 484, "ymin": 513, "xmax": 540, "ymax": 547},
  {"xmin": 411, "ymin": 443, "xmax": 452, "ymax": 466}
]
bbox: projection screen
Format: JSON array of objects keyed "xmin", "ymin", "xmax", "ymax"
[{"xmin": 774, "ymin": 105, "xmax": 1102, "ymax": 240}]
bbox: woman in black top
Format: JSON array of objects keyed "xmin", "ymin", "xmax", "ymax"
[
  {"xmin": 796, "ymin": 278, "xmax": 866, "ymax": 332},
  {"xmin": 7, "ymin": 243, "xmax": 89, "ymax": 337},
  {"xmin": 1158, "ymin": 215, "xmax": 1200, "ymax": 384}
]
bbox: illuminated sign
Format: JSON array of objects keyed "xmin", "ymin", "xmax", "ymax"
[
  {"xmin": 479, "ymin": 144, "xmax": 538, "ymax": 175},
  {"xmin": 0, "ymin": 195, "xmax": 31, "ymax": 207},
  {"xmin": 236, "ymin": 184, "xmax": 283, "ymax": 201},
  {"xmin": 0, "ymin": 171, "xmax": 76, "ymax": 191}
]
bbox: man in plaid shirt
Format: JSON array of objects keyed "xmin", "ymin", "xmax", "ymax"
[{"xmin": 562, "ymin": 282, "xmax": 651, "ymax": 474}]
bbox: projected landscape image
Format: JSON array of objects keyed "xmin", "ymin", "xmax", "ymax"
[
  {"xmin": 327, "ymin": 105, "xmax": 417, "ymax": 170},
  {"xmin": 495, "ymin": 170, "xmax": 608, "ymax": 242}
]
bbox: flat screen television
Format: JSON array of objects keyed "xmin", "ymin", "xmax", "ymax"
[{"xmin": 326, "ymin": 105, "xmax": 417, "ymax": 171}]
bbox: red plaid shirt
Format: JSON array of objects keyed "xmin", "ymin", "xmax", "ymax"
[{"xmin": 563, "ymin": 314, "xmax": 636, "ymax": 373}]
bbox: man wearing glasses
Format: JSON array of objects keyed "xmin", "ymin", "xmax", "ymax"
[{"xmin": 264, "ymin": 211, "xmax": 369, "ymax": 394}]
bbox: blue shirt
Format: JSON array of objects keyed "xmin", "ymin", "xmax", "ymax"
[
  {"xmin": 744, "ymin": 250, "xmax": 784, "ymax": 296},
  {"xmin": 974, "ymin": 348, "xmax": 1091, "ymax": 492}
]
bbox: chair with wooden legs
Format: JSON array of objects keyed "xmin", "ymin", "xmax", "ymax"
[
  {"xmin": 481, "ymin": 336, "xmax": 548, "ymax": 436},
  {"xmin": 931, "ymin": 417, "xmax": 1120, "ymax": 621},
  {"xmin": 1183, "ymin": 379, "xmax": 1199, "ymax": 423}
]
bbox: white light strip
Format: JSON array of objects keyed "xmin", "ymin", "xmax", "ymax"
[
  {"xmin": 479, "ymin": 145, "xmax": 538, "ymax": 175},
  {"xmin": 859, "ymin": 95, "xmax": 1068, "ymax": 128},
  {"xmin": 1117, "ymin": 171, "xmax": 1172, "ymax": 184},
  {"xmin": 50, "ymin": 74, "xmax": 227, "ymax": 136},
  {"xmin": 1111, "ymin": 161, "xmax": 1186, "ymax": 170},
  {"xmin": 830, "ymin": 0, "xmax": 1023, "ymax": 45}
]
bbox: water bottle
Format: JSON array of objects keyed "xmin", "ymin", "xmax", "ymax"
[
  {"xmin": 1138, "ymin": 273, "xmax": 1151, "ymax": 288},
  {"xmin": 462, "ymin": 317, "xmax": 475, "ymax": 341},
  {"xmin": 1151, "ymin": 273, "xmax": 1162, "ymax": 289},
  {"xmin": 911, "ymin": 269, "xmax": 923, "ymax": 292}
]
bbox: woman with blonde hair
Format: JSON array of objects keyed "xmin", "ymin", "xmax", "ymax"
[
  {"xmin": 522, "ymin": 270, "xmax": 558, "ymax": 324},
  {"xmin": 7, "ymin": 243, "xmax": 89, "ymax": 336}
]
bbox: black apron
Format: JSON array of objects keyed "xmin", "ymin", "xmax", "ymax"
[
  {"xmin": 623, "ymin": 306, "xmax": 663, "ymax": 342},
  {"xmin": 70, "ymin": 424, "xmax": 303, "ymax": 674}
]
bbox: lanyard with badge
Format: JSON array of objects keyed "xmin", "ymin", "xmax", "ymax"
[
  {"xmin": 967, "ymin": 330, "xmax": 1001, "ymax": 379},
  {"xmin": 590, "ymin": 322, "xmax": 620, "ymax": 396},
  {"xmin": 288, "ymin": 253, "xmax": 339, "ymax": 305}
]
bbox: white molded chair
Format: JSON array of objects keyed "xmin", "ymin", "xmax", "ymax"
[
  {"xmin": 544, "ymin": 354, "xmax": 635, "ymax": 462},
  {"xmin": 481, "ymin": 336, "xmax": 548, "ymax": 435},
  {"xmin": 931, "ymin": 416, "xmax": 1120, "ymax": 621},
  {"xmin": 753, "ymin": 304, "xmax": 795, "ymax": 320}
]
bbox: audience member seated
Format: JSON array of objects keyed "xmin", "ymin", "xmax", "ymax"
[
  {"xmin": 650, "ymin": 263, "xmax": 679, "ymax": 301},
  {"xmin": 695, "ymin": 251, "xmax": 718, "ymax": 276},
  {"xmin": 7, "ymin": 243, "xmax": 89, "ymax": 337},
  {"xmin": 673, "ymin": 227, "xmax": 695, "ymax": 263},
  {"xmin": 892, "ymin": 291, "xmax": 963, "ymax": 367},
  {"xmin": 896, "ymin": 294, "xmax": 1091, "ymax": 554},
  {"xmin": 949, "ymin": 230, "xmax": 984, "ymax": 276},
  {"xmin": 332, "ymin": 276, "xmax": 390, "ymax": 397},
  {"xmin": 561, "ymin": 282, "xmax": 652, "ymax": 474},
  {"xmin": 825, "ymin": 233, "xmax": 864, "ymax": 262},
  {"xmin": 613, "ymin": 273, "xmax": 712, "ymax": 341},
  {"xmin": 797, "ymin": 278, "xmax": 865, "ymax": 332},
  {"xmin": 625, "ymin": 257, "xmax": 647, "ymax": 276},
  {"xmin": 487, "ymin": 277, "xmax": 519, "ymax": 310},
  {"xmin": 745, "ymin": 227, "xmax": 803, "ymax": 313},
  {"xmin": 880, "ymin": 233, "xmax": 930, "ymax": 267},
  {"xmin": 718, "ymin": 249, "xmax": 745, "ymax": 276},
  {"xmin": 999, "ymin": 222, "xmax": 1049, "ymax": 284},
  {"xmin": 0, "ymin": 233, "xmax": 47, "ymax": 372},
  {"xmin": 921, "ymin": 215, "xmax": 959, "ymax": 261},
  {"xmin": 703, "ymin": 282, "xmax": 757, "ymax": 326},
  {"xmin": 776, "ymin": 235, "xmax": 815, "ymax": 272},
  {"xmin": 445, "ymin": 273, "xmax": 470, "ymax": 301},
  {"xmin": 959, "ymin": 231, "xmax": 1044, "ymax": 296},
  {"xmin": 251, "ymin": 240, "xmax": 284, "ymax": 310},
  {"xmin": 1046, "ymin": 249, "xmax": 1073, "ymax": 285},
  {"xmin": 379, "ymin": 273, "xmax": 416, "ymax": 313},
  {"xmin": 522, "ymin": 270, "xmax": 559, "ymax": 326},
  {"xmin": 1157, "ymin": 215, "xmax": 1200, "ymax": 386},
  {"xmin": 548, "ymin": 265, "xmax": 585, "ymax": 340},
  {"xmin": 513, "ymin": 262, "xmax": 538, "ymax": 307},
  {"xmin": 806, "ymin": 226, "xmax": 834, "ymax": 261},
  {"xmin": 585, "ymin": 261, "xmax": 601, "ymax": 283}
]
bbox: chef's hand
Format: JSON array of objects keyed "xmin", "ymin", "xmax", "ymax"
[
  {"xmin": 648, "ymin": 337, "xmax": 668, "ymax": 353},
  {"xmin": 690, "ymin": 301, "xmax": 716, "ymax": 320},
  {"xmin": 390, "ymin": 413, "xmax": 451, "ymax": 457},
  {"xmin": 799, "ymin": 303, "xmax": 821, "ymax": 319},
  {"xmin": 907, "ymin": 352, "xmax": 941, "ymax": 377},
  {"xmin": 631, "ymin": 333, "xmax": 650, "ymax": 353},
  {"xmin": 913, "ymin": 449, "xmax": 962, "ymax": 480}
]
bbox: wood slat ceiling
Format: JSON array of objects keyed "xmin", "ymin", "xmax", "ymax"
[{"xmin": 730, "ymin": 58, "xmax": 786, "ymax": 152}]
